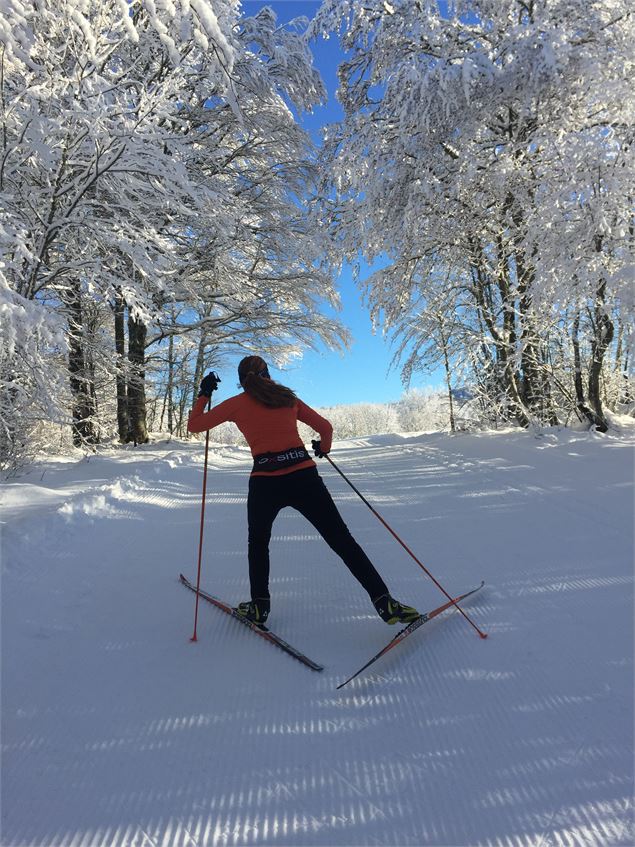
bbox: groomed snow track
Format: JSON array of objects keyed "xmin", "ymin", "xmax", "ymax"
[{"xmin": 2, "ymin": 431, "xmax": 633, "ymax": 846}]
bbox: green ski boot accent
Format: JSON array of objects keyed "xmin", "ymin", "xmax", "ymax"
[
  {"xmin": 236, "ymin": 597, "xmax": 270, "ymax": 625},
  {"xmin": 373, "ymin": 594, "xmax": 420, "ymax": 625}
]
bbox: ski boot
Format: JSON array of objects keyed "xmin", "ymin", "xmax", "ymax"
[
  {"xmin": 373, "ymin": 594, "xmax": 420, "ymax": 625},
  {"xmin": 236, "ymin": 597, "xmax": 270, "ymax": 625}
]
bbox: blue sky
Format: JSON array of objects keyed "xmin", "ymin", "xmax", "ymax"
[{"xmin": 213, "ymin": 0, "xmax": 432, "ymax": 408}]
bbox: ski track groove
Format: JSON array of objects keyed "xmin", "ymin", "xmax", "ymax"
[{"xmin": 2, "ymin": 433, "xmax": 633, "ymax": 847}]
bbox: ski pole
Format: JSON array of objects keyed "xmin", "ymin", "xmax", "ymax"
[
  {"xmin": 323, "ymin": 453, "xmax": 488, "ymax": 639},
  {"xmin": 190, "ymin": 400, "xmax": 212, "ymax": 643}
]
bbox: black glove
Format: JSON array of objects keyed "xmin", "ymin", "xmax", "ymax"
[
  {"xmin": 312, "ymin": 439, "xmax": 328, "ymax": 458},
  {"xmin": 198, "ymin": 371, "xmax": 221, "ymax": 398}
]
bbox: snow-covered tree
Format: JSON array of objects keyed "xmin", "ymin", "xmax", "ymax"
[
  {"xmin": 310, "ymin": 0, "xmax": 635, "ymax": 431},
  {"xmin": 0, "ymin": 1, "xmax": 346, "ymax": 466},
  {"xmin": 301, "ymin": 401, "xmax": 400, "ymax": 440},
  {"xmin": 1, "ymin": 0, "xmax": 237, "ymax": 454}
]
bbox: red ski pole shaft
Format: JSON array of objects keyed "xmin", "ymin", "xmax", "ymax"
[
  {"xmin": 325, "ymin": 454, "xmax": 487, "ymax": 639},
  {"xmin": 190, "ymin": 401, "xmax": 212, "ymax": 642}
]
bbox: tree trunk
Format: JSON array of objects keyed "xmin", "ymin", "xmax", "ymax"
[
  {"xmin": 127, "ymin": 314, "xmax": 149, "ymax": 445},
  {"xmin": 113, "ymin": 292, "xmax": 129, "ymax": 444},
  {"xmin": 509, "ymin": 203, "xmax": 555, "ymax": 425},
  {"xmin": 572, "ymin": 310, "xmax": 608, "ymax": 430},
  {"xmin": 614, "ymin": 321, "xmax": 623, "ymax": 374},
  {"xmin": 437, "ymin": 318, "xmax": 456, "ymax": 433},
  {"xmin": 177, "ymin": 387, "xmax": 188, "ymax": 437},
  {"xmin": 66, "ymin": 283, "xmax": 98, "ymax": 446},
  {"xmin": 84, "ymin": 303, "xmax": 100, "ymax": 436},
  {"xmin": 469, "ymin": 245, "xmax": 529, "ymax": 428},
  {"xmin": 515, "ymin": 248, "xmax": 542, "ymax": 418},
  {"xmin": 587, "ymin": 276, "xmax": 614, "ymax": 433},
  {"xmin": 167, "ymin": 331, "xmax": 174, "ymax": 435},
  {"xmin": 621, "ymin": 352, "xmax": 632, "ymax": 404}
]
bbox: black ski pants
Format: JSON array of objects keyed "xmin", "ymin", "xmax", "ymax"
[{"xmin": 247, "ymin": 466, "xmax": 388, "ymax": 601}]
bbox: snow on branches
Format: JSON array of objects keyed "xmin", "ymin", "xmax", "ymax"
[
  {"xmin": 312, "ymin": 0, "xmax": 634, "ymax": 430},
  {"xmin": 0, "ymin": 1, "xmax": 345, "ymax": 465}
]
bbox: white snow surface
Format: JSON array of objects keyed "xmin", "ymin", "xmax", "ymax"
[{"xmin": 1, "ymin": 429, "xmax": 634, "ymax": 847}]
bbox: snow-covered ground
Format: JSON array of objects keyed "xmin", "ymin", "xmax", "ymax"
[{"xmin": 2, "ymin": 428, "xmax": 634, "ymax": 847}]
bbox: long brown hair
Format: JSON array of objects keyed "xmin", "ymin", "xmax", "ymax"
[{"xmin": 237, "ymin": 356, "xmax": 297, "ymax": 408}]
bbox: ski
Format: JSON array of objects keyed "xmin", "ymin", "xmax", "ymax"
[
  {"xmin": 337, "ymin": 581, "xmax": 485, "ymax": 689},
  {"xmin": 179, "ymin": 573, "xmax": 324, "ymax": 672}
]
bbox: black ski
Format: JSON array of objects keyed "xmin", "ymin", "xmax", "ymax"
[
  {"xmin": 179, "ymin": 573, "xmax": 324, "ymax": 672},
  {"xmin": 337, "ymin": 581, "xmax": 485, "ymax": 689}
]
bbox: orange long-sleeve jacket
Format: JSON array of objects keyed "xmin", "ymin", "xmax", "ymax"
[{"xmin": 187, "ymin": 392, "xmax": 333, "ymax": 477}]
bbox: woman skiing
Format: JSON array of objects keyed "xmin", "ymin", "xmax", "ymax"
[{"xmin": 188, "ymin": 355, "xmax": 419, "ymax": 626}]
